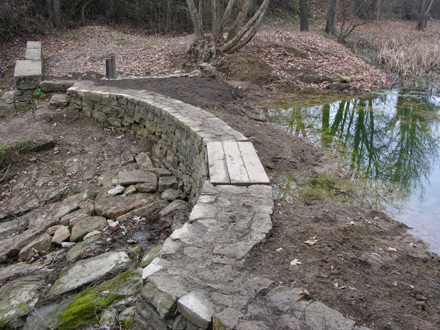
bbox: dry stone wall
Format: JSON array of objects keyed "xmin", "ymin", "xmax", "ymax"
[{"xmin": 66, "ymin": 82, "xmax": 247, "ymax": 198}]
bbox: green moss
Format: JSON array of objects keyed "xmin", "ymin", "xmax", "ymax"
[
  {"xmin": 58, "ymin": 287, "xmax": 121, "ymax": 330},
  {"xmin": 121, "ymin": 316, "xmax": 136, "ymax": 328},
  {"xmin": 58, "ymin": 269, "xmax": 141, "ymax": 330}
]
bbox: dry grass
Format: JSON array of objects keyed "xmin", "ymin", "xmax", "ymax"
[{"xmin": 353, "ymin": 20, "xmax": 440, "ymax": 83}]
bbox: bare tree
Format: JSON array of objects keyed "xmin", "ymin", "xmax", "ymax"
[
  {"xmin": 325, "ymin": 0, "xmax": 338, "ymax": 35},
  {"xmin": 185, "ymin": 0, "xmax": 270, "ymax": 61},
  {"xmin": 337, "ymin": 0, "xmax": 378, "ymax": 43},
  {"xmin": 417, "ymin": 0, "xmax": 435, "ymax": 31},
  {"xmin": 300, "ymin": 0, "xmax": 309, "ymax": 31}
]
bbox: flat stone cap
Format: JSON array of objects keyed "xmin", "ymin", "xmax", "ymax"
[
  {"xmin": 14, "ymin": 60, "xmax": 42, "ymax": 77},
  {"xmin": 27, "ymin": 41, "xmax": 42, "ymax": 49}
]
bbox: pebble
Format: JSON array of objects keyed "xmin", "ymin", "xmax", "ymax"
[{"xmin": 108, "ymin": 185, "xmax": 125, "ymax": 196}]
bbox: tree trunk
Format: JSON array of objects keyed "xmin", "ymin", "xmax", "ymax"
[
  {"xmin": 53, "ymin": 0, "xmax": 61, "ymax": 30},
  {"xmin": 417, "ymin": 0, "xmax": 434, "ymax": 31},
  {"xmin": 186, "ymin": 0, "xmax": 204, "ymax": 38},
  {"xmin": 186, "ymin": 0, "xmax": 269, "ymax": 61},
  {"xmin": 300, "ymin": 0, "xmax": 309, "ymax": 31},
  {"xmin": 227, "ymin": 0, "xmax": 252, "ymax": 41},
  {"xmin": 325, "ymin": 0, "xmax": 338, "ymax": 35}
]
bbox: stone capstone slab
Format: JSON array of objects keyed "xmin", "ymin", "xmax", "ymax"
[
  {"xmin": 46, "ymin": 251, "xmax": 132, "ymax": 297},
  {"xmin": 40, "ymin": 80, "xmax": 75, "ymax": 92},
  {"xmin": 213, "ymin": 308, "xmax": 244, "ymax": 330},
  {"xmin": 142, "ymin": 275, "xmax": 189, "ymax": 319},
  {"xmin": 14, "ymin": 60, "xmax": 42, "ymax": 90},
  {"xmin": 25, "ymin": 48, "xmax": 42, "ymax": 62},
  {"xmin": 177, "ymin": 291, "xmax": 215, "ymax": 329}
]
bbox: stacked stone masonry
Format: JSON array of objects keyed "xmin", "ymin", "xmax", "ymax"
[
  {"xmin": 65, "ymin": 81, "xmax": 370, "ymax": 330},
  {"xmin": 13, "ymin": 41, "xmax": 43, "ymax": 109}
]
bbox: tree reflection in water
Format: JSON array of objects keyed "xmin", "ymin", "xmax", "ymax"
[{"xmin": 264, "ymin": 91, "xmax": 440, "ymax": 212}]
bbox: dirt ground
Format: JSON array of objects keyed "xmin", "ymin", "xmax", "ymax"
[{"xmin": 1, "ymin": 23, "xmax": 440, "ymax": 330}]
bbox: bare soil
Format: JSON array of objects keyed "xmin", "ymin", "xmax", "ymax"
[{"xmin": 1, "ymin": 23, "xmax": 440, "ymax": 330}]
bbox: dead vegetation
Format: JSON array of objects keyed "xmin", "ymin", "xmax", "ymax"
[{"xmin": 350, "ymin": 20, "xmax": 440, "ymax": 86}]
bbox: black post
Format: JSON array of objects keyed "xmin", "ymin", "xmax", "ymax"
[
  {"xmin": 106, "ymin": 59, "xmax": 110, "ymax": 78},
  {"xmin": 111, "ymin": 56, "xmax": 116, "ymax": 78}
]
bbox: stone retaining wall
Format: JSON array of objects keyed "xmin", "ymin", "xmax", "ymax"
[
  {"xmin": 66, "ymin": 82, "xmax": 247, "ymax": 198},
  {"xmin": 64, "ymin": 81, "xmax": 369, "ymax": 330}
]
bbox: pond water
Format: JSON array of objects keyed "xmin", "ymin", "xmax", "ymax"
[{"xmin": 262, "ymin": 90, "xmax": 440, "ymax": 254}]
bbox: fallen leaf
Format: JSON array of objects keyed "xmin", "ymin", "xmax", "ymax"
[
  {"xmin": 290, "ymin": 259, "xmax": 302, "ymax": 266},
  {"xmin": 298, "ymin": 289, "xmax": 310, "ymax": 296},
  {"xmin": 304, "ymin": 236, "xmax": 318, "ymax": 245}
]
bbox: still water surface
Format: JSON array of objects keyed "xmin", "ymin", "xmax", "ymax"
[{"xmin": 262, "ymin": 91, "xmax": 440, "ymax": 254}]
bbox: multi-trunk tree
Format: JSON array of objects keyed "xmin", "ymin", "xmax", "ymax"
[
  {"xmin": 185, "ymin": 0, "xmax": 270, "ymax": 61},
  {"xmin": 417, "ymin": 0, "xmax": 435, "ymax": 30}
]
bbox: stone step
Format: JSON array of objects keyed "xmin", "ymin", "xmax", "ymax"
[{"xmin": 207, "ymin": 141, "xmax": 270, "ymax": 185}]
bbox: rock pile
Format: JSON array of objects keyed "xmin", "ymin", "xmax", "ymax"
[{"xmin": 0, "ymin": 135, "xmax": 190, "ymax": 328}]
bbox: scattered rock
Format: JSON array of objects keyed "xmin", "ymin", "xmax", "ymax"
[
  {"xmin": 70, "ymin": 216, "xmax": 107, "ymax": 242},
  {"xmin": 141, "ymin": 244, "xmax": 163, "ymax": 268},
  {"xmin": 19, "ymin": 233, "xmax": 51, "ymax": 260},
  {"xmin": 116, "ymin": 200, "xmax": 169, "ymax": 222},
  {"xmin": 135, "ymin": 152, "xmax": 154, "ymax": 169},
  {"xmin": 95, "ymin": 193, "xmax": 156, "ymax": 220},
  {"xmin": 108, "ymin": 185, "xmax": 125, "ymax": 196},
  {"xmin": 65, "ymin": 235, "xmax": 104, "ymax": 263},
  {"xmin": 124, "ymin": 184, "xmax": 137, "ymax": 195},
  {"xmin": 158, "ymin": 176, "xmax": 178, "ymax": 192},
  {"xmin": 159, "ymin": 200, "xmax": 190, "ymax": 217},
  {"xmin": 119, "ymin": 170, "xmax": 157, "ymax": 186},
  {"xmin": 49, "ymin": 94, "xmax": 69, "ymax": 108},
  {"xmin": 60, "ymin": 209, "xmax": 90, "ymax": 227},
  {"xmin": 161, "ymin": 189, "xmax": 186, "ymax": 201},
  {"xmin": 329, "ymin": 83, "xmax": 350, "ymax": 91},
  {"xmin": 52, "ymin": 225, "xmax": 70, "ymax": 244}
]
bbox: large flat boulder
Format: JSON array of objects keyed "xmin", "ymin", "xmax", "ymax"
[
  {"xmin": 46, "ymin": 251, "xmax": 132, "ymax": 297},
  {"xmin": 0, "ymin": 276, "xmax": 43, "ymax": 327},
  {"xmin": 95, "ymin": 193, "xmax": 156, "ymax": 220}
]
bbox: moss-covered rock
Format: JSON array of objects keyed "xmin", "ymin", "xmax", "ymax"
[{"xmin": 57, "ymin": 268, "xmax": 142, "ymax": 330}]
